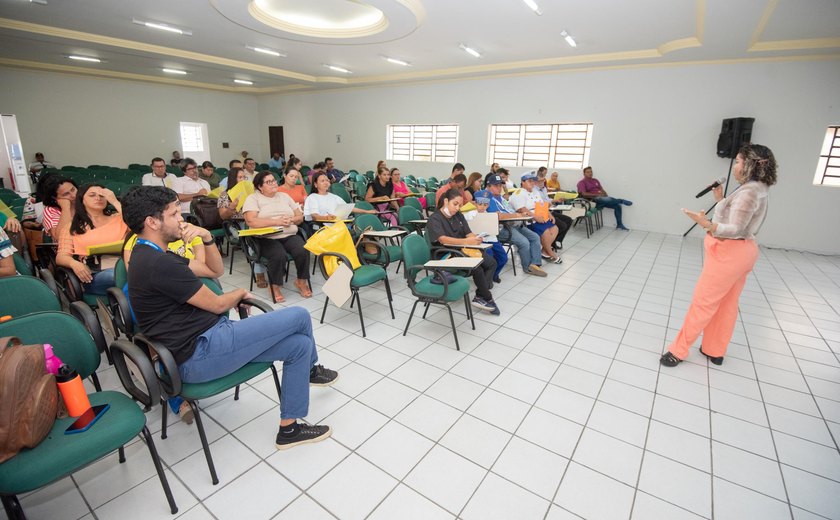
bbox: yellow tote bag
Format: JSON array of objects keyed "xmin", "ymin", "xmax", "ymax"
[{"xmin": 304, "ymin": 224, "xmax": 361, "ymax": 276}]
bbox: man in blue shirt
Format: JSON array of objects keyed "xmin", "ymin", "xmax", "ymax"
[
  {"xmin": 268, "ymin": 152, "xmax": 285, "ymax": 169},
  {"xmin": 481, "ymin": 175, "xmax": 546, "ymax": 277}
]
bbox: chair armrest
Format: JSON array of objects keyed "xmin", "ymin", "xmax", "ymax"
[
  {"xmin": 237, "ymin": 298, "xmax": 273, "ymax": 318},
  {"xmin": 133, "ymin": 333, "xmax": 182, "ymax": 398},
  {"xmin": 55, "ymin": 265, "xmax": 84, "ymax": 303},
  {"xmin": 431, "ymin": 246, "xmax": 466, "ymax": 259},
  {"xmin": 405, "ymin": 264, "xmax": 453, "ymax": 300},
  {"xmin": 111, "ymin": 340, "xmax": 160, "ymax": 411},
  {"xmin": 316, "ymin": 250, "xmax": 353, "ymax": 279},
  {"xmin": 355, "ymin": 239, "xmax": 390, "ymax": 267},
  {"xmin": 68, "ymin": 300, "xmax": 108, "ymax": 356},
  {"xmin": 106, "ymin": 286, "xmax": 133, "ymax": 337},
  {"xmin": 37, "ymin": 267, "xmax": 60, "ymax": 302}
]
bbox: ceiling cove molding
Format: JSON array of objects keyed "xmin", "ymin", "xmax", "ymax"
[
  {"xmin": 748, "ymin": 0, "xmax": 840, "ymax": 52},
  {"xmin": 247, "ymin": 1, "xmax": 389, "ymax": 39},
  {"xmin": 0, "ymin": 17, "xmax": 326, "ymax": 83},
  {"xmin": 2, "ymin": 54, "xmax": 837, "ymax": 97},
  {"xmin": 277, "ymin": 53, "xmax": 840, "ymax": 96}
]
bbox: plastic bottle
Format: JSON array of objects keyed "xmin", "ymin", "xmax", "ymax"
[
  {"xmin": 43, "ymin": 344, "xmax": 63, "ymax": 375},
  {"xmin": 56, "ymin": 364, "xmax": 91, "ymax": 417}
]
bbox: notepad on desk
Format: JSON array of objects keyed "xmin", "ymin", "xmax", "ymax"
[{"xmin": 237, "ymin": 226, "xmax": 283, "ymax": 237}]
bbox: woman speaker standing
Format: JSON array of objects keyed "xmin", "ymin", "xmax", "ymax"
[{"xmin": 660, "ymin": 144, "xmax": 777, "ymax": 367}]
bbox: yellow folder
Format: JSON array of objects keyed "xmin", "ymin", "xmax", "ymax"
[{"xmin": 227, "ymin": 181, "xmax": 254, "ymax": 212}]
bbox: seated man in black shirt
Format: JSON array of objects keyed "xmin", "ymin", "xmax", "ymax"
[{"xmin": 122, "ymin": 186, "xmax": 337, "ymax": 450}]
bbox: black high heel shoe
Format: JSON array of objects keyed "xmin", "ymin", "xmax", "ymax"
[
  {"xmin": 699, "ymin": 347, "xmax": 724, "ymax": 366},
  {"xmin": 659, "ymin": 352, "xmax": 682, "ymax": 367}
]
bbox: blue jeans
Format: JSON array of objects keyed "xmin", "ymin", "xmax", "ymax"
[
  {"xmin": 498, "ymin": 225, "xmax": 541, "ymax": 269},
  {"xmin": 178, "ymin": 306, "xmax": 318, "ymax": 419},
  {"xmin": 488, "ymin": 242, "xmax": 507, "ymax": 279},
  {"xmin": 594, "ymin": 196, "xmax": 629, "ymax": 228},
  {"xmin": 82, "ymin": 268, "xmax": 115, "ymax": 296}
]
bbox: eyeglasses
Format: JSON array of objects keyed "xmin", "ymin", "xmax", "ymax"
[
  {"xmin": 185, "ymin": 166, "xmax": 196, "ymax": 171},
  {"xmin": 262, "ymin": 179, "xmax": 278, "ymax": 185}
]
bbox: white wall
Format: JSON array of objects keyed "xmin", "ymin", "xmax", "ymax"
[
  {"xmin": 258, "ymin": 59, "xmax": 840, "ymax": 254},
  {"xmin": 0, "ymin": 68, "xmax": 261, "ymax": 169}
]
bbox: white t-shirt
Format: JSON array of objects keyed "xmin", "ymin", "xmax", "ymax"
[
  {"xmin": 142, "ymin": 172, "xmax": 177, "ymax": 188},
  {"xmin": 303, "ymin": 193, "xmax": 345, "ymax": 221},
  {"xmin": 171, "ymin": 176, "xmax": 211, "ymax": 213},
  {"xmin": 241, "ymin": 191, "xmax": 299, "ymax": 238},
  {"xmin": 508, "ymin": 188, "xmax": 542, "ymax": 212}
]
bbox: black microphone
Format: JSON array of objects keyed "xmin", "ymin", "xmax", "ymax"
[{"xmin": 695, "ymin": 177, "xmax": 726, "ymax": 198}]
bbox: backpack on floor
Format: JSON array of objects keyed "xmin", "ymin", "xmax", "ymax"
[{"xmin": 0, "ymin": 336, "xmax": 58, "ymax": 463}]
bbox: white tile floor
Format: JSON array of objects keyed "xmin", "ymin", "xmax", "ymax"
[{"xmin": 12, "ymin": 226, "xmax": 840, "ymax": 519}]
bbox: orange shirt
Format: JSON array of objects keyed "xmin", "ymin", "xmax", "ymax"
[
  {"xmin": 278, "ymin": 184, "xmax": 307, "ymax": 206},
  {"xmin": 435, "ymin": 182, "xmax": 473, "ymax": 205},
  {"xmin": 58, "ymin": 215, "xmax": 129, "ymax": 256}
]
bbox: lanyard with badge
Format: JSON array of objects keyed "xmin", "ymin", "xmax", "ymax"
[{"xmin": 136, "ymin": 238, "xmax": 164, "ymax": 253}]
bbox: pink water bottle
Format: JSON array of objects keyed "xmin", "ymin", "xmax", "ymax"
[{"xmin": 43, "ymin": 344, "xmax": 63, "ymax": 375}]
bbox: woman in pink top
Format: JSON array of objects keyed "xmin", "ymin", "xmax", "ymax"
[
  {"xmin": 661, "ymin": 144, "xmax": 777, "ymax": 368},
  {"xmin": 56, "ymin": 183, "xmax": 128, "ymax": 296},
  {"xmin": 390, "ymin": 167, "xmax": 426, "ymax": 209},
  {"xmin": 278, "ymin": 169, "xmax": 307, "ymax": 206}
]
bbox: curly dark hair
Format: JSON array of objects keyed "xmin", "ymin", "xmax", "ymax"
[
  {"xmin": 738, "ymin": 144, "xmax": 777, "ymax": 186},
  {"xmin": 121, "ymin": 186, "xmax": 179, "ymax": 235},
  {"xmin": 38, "ymin": 173, "xmax": 77, "ymax": 207}
]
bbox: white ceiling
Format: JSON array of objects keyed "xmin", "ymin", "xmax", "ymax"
[{"xmin": 0, "ymin": 0, "xmax": 837, "ymax": 93}]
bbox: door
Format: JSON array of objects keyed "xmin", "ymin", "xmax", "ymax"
[{"xmin": 268, "ymin": 126, "xmax": 285, "ymax": 160}]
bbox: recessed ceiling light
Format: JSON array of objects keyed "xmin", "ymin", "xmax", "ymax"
[
  {"xmin": 234, "ymin": 79, "xmax": 253, "ymax": 85},
  {"xmin": 522, "ymin": 0, "xmax": 542, "ymax": 15},
  {"xmin": 561, "ymin": 30, "xmax": 577, "ymax": 48},
  {"xmin": 132, "ymin": 18, "xmax": 192, "ymax": 36},
  {"xmin": 459, "ymin": 44, "xmax": 481, "ymax": 58},
  {"xmin": 67, "ymin": 55, "xmax": 101, "ymax": 63},
  {"xmin": 246, "ymin": 45, "xmax": 286, "ymax": 58},
  {"xmin": 323, "ymin": 64, "xmax": 352, "ymax": 74},
  {"xmin": 162, "ymin": 68, "xmax": 188, "ymax": 75},
  {"xmin": 383, "ymin": 56, "xmax": 411, "ymax": 67}
]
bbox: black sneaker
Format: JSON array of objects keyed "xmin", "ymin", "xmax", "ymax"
[
  {"xmin": 493, "ymin": 276, "xmax": 501, "ymax": 284},
  {"xmin": 310, "ymin": 364, "xmax": 339, "ymax": 386},
  {"xmin": 275, "ymin": 423, "xmax": 332, "ymax": 450},
  {"xmin": 489, "ymin": 301, "xmax": 500, "ymax": 316},
  {"xmin": 471, "ymin": 296, "xmax": 495, "ymax": 312}
]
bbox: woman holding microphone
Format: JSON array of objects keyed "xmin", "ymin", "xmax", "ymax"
[{"xmin": 660, "ymin": 144, "xmax": 777, "ymax": 367}]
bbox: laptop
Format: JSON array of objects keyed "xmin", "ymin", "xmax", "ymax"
[
  {"xmin": 333, "ymin": 203, "xmax": 355, "ymax": 220},
  {"xmin": 467, "ymin": 212, "xmax": 499, "ymax": 237}
]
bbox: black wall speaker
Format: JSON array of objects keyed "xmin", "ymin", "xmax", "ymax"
[{"xmin": 717, "ymin": 117, "xmax": 755, "ymax": 158}]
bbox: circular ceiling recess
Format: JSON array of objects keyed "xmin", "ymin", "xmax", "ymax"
[{"xmin": 249, "ymin": 0, "xmax": 388, "ymax": 38}]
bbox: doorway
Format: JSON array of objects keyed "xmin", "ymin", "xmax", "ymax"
[{"xmin": 268, "ymin": 126, "xmax": 285, "ymax": 161}]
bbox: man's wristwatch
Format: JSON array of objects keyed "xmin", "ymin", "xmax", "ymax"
[{"xmin": 202, "ymin": 237, "xmax": 215, "ymax": 245}]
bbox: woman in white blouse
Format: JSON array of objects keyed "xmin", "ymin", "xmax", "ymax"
[
  {"xmin": 304, "ymin": 172, "xmax": 376, "ymax": 221},
  {"xmin": 660, "ymin": 144, "xmax": 777, "ymax": 367},
  {"xmin": 243, "ymin": 171, "xmax": 311, "ymax": 302}
]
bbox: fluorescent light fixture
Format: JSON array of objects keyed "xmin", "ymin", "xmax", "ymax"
[
  {"xmin": 234, "ymin": 79, "xmax": 253, "ymax": 85},
  {"xmin": 29, "ymin": 0, "xmax": 48, "ymax": 5},
  {"xmin": 522, "ymin": 0, "xmax": 542, "ymax": 15},
  {"xmin": 323, "ymin": 64, "xmax": 352, "ymax": 74},
  {"xmin": 162, "ymin": 68, "xmax": 188, "ymax": 75},
  {"xmin": 132, "ymin": 18, "xmax": 192, "ymax": 36},
  {"xmin": 67, "ymin": 55, "xmax": 101, "ymax": 63},
  {"xmin": 459, "ymin": 43, "xmax": 481, "ymax": 58},
  {"xmin": 246, "ymin": 45, "xmax": 286, "ymax": 58},
  {"xmin": 383, "ymin": 56, "xmax": 411, "ymax": 67},
  {"xmin": 560, "ymin": 30, "xmax": 577, "ymax": 48}
]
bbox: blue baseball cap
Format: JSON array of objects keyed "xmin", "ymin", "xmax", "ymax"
[
  {"xmin": 486, "ymin": 175, "xmax": 504, "ymax": 185},
  {"xmin": 521, "ymin": 172, "xmax": 538, "ymax": 182}
]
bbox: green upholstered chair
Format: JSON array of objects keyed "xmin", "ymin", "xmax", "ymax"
[
  {"xmin": 398, "ymin": 206, "xmax": 425, "ymax": 236},
  {"xmin": 404, "ymin": 196, "xmax": 423, "ymax": 213},
  {"xmin": 0, "ymin": 312, "xmax": 177, "ymax": 518},
  {"xmin": 317, "ymin": 240, "xmax": 395, "ymax": 338},
  {"xmin": 329, "ymin": 183, "xmax": 352, "ymax": 203},
  {"xmin": 352, "ymin": 213, "xmax": 404, "ymax": 273},
  {"xmin": 400, "ymin": 234, "xmax": 475, "ymax": 350}
]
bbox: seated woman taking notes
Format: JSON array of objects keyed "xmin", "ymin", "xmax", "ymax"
[
  {"xmin": 304, "ymin": 172, "xmax": 376, "ymax": 221},
  {"xmin": 426, "ymin": 188, "xmax": 500, "ymax": 316}
]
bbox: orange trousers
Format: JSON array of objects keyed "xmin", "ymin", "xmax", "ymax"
[{"xmin": 668, "ymin": 235, "xmax": 759, "ymax": 360}]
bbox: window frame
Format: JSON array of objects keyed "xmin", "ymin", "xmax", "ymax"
[
  {"xmin": 386, "ymin": 124, "xmax": 459, "ymax": 163},
  {"xmin": 488, "ymin": 122, "xmax": 594, "ymax": 170},
  {"xmin": 813, "ymin": 125, "xmax": 840, "ymax": 187}
]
